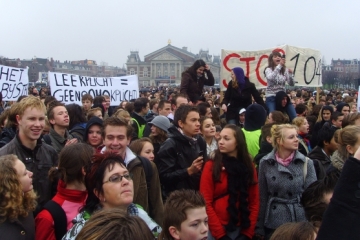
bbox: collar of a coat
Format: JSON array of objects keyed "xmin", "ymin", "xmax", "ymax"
[{"xmin": 261, "ymin": 149, "xmax": 306, "ymax": 164}]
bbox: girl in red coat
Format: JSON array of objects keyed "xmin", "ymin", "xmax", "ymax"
[{"xmin": 200, "ymin": 124, "xmax": 260, "ymax": 240}]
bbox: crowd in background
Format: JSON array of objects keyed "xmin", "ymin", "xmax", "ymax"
[{"xmin": 0, "ymin": 55, "xmax": 360, "ymax": 240}]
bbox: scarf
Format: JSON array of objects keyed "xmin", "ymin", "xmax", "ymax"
[
  {"xmin": 222, "ymin": 155, "xmax": 250, "ymax": 231},
  {"xmin": 275, "ymin": 151, "xmax": 295, "ymax": 167},
  {"xmin": 298, "ymin": 132, "xmax": 312, "ymax": 152}
]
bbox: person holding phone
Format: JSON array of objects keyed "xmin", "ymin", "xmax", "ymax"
[
  {"xmin": 265, "ymin": 51, "xmax": 296, "ymax": 121},
  {"xmin": 180, "ymin": 59, "xmax": 215, "ymax": 104},
  {"xmin": 157, "ymin": 105, "xmax": 207, "ymax": 199}
]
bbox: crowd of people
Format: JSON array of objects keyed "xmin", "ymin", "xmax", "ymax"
[{"xmin": 0, "ymin": 52, "xmax": 360, "ymax": 240}]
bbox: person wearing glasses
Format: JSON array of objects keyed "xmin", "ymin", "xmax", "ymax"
[{"xmin": 62, "ymin": 152, "xmax": 161, "ymax": 240}]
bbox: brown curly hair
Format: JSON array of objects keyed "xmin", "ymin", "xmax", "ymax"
[{"xmin": 0, "ymin": 154, "xmax": 37, "ymax": 223}]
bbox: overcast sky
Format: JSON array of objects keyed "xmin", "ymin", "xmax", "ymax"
[{"xmin": 1, "ymin": 0, "xmax": 359, "ymax": 67}]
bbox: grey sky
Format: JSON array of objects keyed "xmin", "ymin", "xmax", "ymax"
[{"xmin": 1, "ymin": 0, "xmax": 359, "ymax": 67}]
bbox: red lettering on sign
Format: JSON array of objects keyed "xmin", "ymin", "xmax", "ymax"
[
  {"xmin": 222, "ymin": 79, "xmax": 228, "ymax": 88},
  {"xmin": 240, "ymin": 57, "xmax": 255, "ymax": 77},
  {"xmin": 255, "ymin": 54, "xmax": 269, "ymax": 86},
  {"xmin": 222, "ymin": 53, "xmax": 241, "ymax": 72}
]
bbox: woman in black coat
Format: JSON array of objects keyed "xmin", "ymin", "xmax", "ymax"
[
  {"xmin": 317, "ymin": 146, "xmax": 360, "ymax": 240},
  {"xmin": 180, "ymin": 59, "xmax": 215, "ymax": 103},
  {"xmin": 221, "ymin": 67, "xmax": 266, "ymax": 124}
]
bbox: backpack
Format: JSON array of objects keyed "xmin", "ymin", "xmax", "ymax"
[
  {"xmin": 43, "ymin": 200, "xmax": 67, "ymax": 240},
  {"xmin": 132, "ymin": 118, "xmax": 146, "ymax": 139}
]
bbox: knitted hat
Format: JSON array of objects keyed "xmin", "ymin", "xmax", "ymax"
[
  {"xmin": 232, "ymin": 67, "xmax": 245, "ymax": 88},
  {"xmin": 244, "ymin": 104, "xmax": 267, "ymax": 131},
  {"xmin": 149, "ymin": 116, "xmax": 170, "ymax": 133}
]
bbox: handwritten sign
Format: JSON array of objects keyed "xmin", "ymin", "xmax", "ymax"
[
  {"xmin": 49, "ymin": 72, "xmax": 139, "ymax": 105},
  {"xmin": 220, "ymin": 45, "xmax": 322, "ymax": 90},
  {"xmin": 0, "ymin": 65, "xmax": 28, "ymax": 101}
]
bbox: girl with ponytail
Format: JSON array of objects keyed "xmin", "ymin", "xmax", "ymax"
[{"xmin": 35, "ymin": 143, "xmax": 93, "ymax": 240}]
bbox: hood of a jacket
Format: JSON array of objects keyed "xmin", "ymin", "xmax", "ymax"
[
  {"xmin": 84, "ymin": 117, "xmax": 103, "ymax": 142},
  {"xmin": 330, "ymin": 150, "xmax": 345, "ymax": 171},
  {"xmin": 335, "ymin": 102, "xmax": 350, "ymax": 113},
  {"xmin": 275, "ymin": 91, "xmax": 290, "ymax": 111},
  {"xmin": 244, "ymin": 104, "xmax": 267, "ymax": 131}
]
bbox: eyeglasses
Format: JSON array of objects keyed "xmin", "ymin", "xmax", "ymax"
[{"xmin": 103, "ymin": 173, "xmax": 133, "ymax": 184}]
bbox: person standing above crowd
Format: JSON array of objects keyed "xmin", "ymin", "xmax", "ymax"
[
  {"xmin": 43, "ymin": 101, "xmax": 78, "ymax": 153},
  {"xmin": 157, "ymin": 105, "xmax": 206, "ymax": 198},
  {"xmin": 221, "ymin": 67, "xmax": 266, "ymax": 124},
  {"xmin": 200, "ymin": 125, "xmax": 259, "ymax": 240},
  {"xmin": 180, "ymin": 59, "xmax": 214, "ymax": 104},
  {"xmin": 35, "ymin": 143, "xmax": 92, "ymax": 240},
  {"xmin": 256, "ymin": 124, "xmax": 317, "ymax": 239},
  {"xmin": 0, "ymin": 96, "xmax": 58, "ymax": 210},
  {"xmin": 265, "ymin": 51, "xmax": 296, "ymax": 121},
  {"xmin": 0, "ymin": 154, "xmax": 37, "ymax": 239}
]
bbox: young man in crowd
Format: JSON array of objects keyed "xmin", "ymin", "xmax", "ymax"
[
  {"xmin": 295, "ymin": 103, "xmax": 308, "ymax": 117},
  {"xmin": 330, "ymin": 112, "xmax": 344, "ymax": 130},
  {"xmin": 143, "ymin": 99, "xmax": 172, "ymax": 137},
  {"xmin": 145, "ymin": 99, "xmax": 159, "ymax": 122},
  {"xmin": 307, "ymin": 123, "xmax": 338, "ymax": 179},
  {"xmin": 81, "ymin": 93, "xmax": 93, "ymax": 116},
  {"xmin": 131, "ymin": 97, "xmax": 149, "ymax": 140},
  {"xmin": 0, "ymin": 96, "xmax": 58, "ymax": 209},
  {"xmin": 43, "ymin": 101, "xmax": 78, "ymax": 153},
  {"xmin": 101, "ymin": 116, "xmax": 163, "ymax": 223},
  {"xmin": 157, "ymin": 105, "xmax": 206, "ymax": 198},
  {"xmin": 168, "ymin": 94, "xmax": 189, "ymax": 120}
]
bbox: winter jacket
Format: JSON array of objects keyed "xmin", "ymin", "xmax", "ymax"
[
  {"xmin": 0, "ymin": 135, "xmax": 58, "ymax": 208},
  {"xmin": 307, "ymin": 146, "xmax": 329, "ymax": 180},
  {"xmin": 156, "ymin": 125, "xmax": 207, "ymax": 197},
  {"xmin": 221, "ymin": 79, "xmax": 266, "ymax": 121},
  {"xmin": 317, "ymin": 157, "xmax": 360, "ymax": 240},
  {"xmin": 326, "ymin": 150, "xmax": 343, "ymax": 180},
  {"xmin": 265, "ymin": 65, "xmax": 294, "ymax": 96},
  {"xmin": 242, "ymin": 129, "xmax": 261, "ymax": 159},
  {"xmin": 254, "ymin": 140, "xmax": 273, "ymax": 167},
  {"xmin": 200, "ymin": 160, "xmax": 259, "ymax": 239},
  {"xmin": 0, "ymin": 212, "xmax": 35, "ymax": 240},
  {"xmin": 44, "ymin": 128, "xmax": 74, "ymax": 154},
  {"xmin": 180, "ymin": 70, "xmax": 214, "ymax": 103},
  {"xmin": 62, "ymin": 204, "xmax": 161, "ymax": 240},
  {"xmin": 256, "ymin": 150, "xmax": 317, "ymax": 235},
  {"xmin": 0, "ymin": 126, "xmax": 16, "ymax": 148},
  {"xmin": 35, "ymin": 180, "xmax": 87, "ymax": 240}
]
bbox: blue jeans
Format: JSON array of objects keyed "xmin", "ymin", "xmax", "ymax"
[{"xmin": 266, "ymin": 96, "xmax": 296, "ymax": 121}]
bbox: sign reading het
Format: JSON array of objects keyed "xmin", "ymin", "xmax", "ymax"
[
  {"xmin": 0, "ymin": 65, "xmax": 28, "ymax": 101},
  {"xmin": 48, "ymin": 72, "xmax": 139, "ymax": 105},
  {"xmin": 220, "ymin": 45, "xmax": 322, "ymax": 91}
]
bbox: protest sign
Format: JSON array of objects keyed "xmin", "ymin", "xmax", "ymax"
[
  {"xmin": 220, "ymin": 45, "xmax": 322, "ymax": 91},
  {"xmin": 48, "ymin": 72, "xmax": 139, "ymax": 105},
  {"xmin": 0, "ymin": 65, "xmax": 28, "ymax": 101}
]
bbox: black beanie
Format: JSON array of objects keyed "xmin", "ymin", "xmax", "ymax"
[{"xmin": 244, "ymin": 104, "xmax": 267, "ymax": 131}]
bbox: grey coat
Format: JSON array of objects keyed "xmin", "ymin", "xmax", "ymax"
[{"xmin": 256, "ymin": 150, "xmax": 317, "ymax": 236}]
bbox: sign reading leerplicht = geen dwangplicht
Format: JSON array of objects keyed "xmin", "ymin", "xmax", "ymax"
[{"xmin": 48, "ymin": 72, "xmax": 139, "ymax": 105}]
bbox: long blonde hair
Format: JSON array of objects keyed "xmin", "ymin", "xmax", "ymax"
[{"xmin": 0, "ymin": 155, "xmax": 37, "ymax": 223}]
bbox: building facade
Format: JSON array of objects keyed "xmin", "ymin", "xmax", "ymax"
[{"xmin": 126, "ymin": 43, "xmax": 221, "ymax": 87}]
